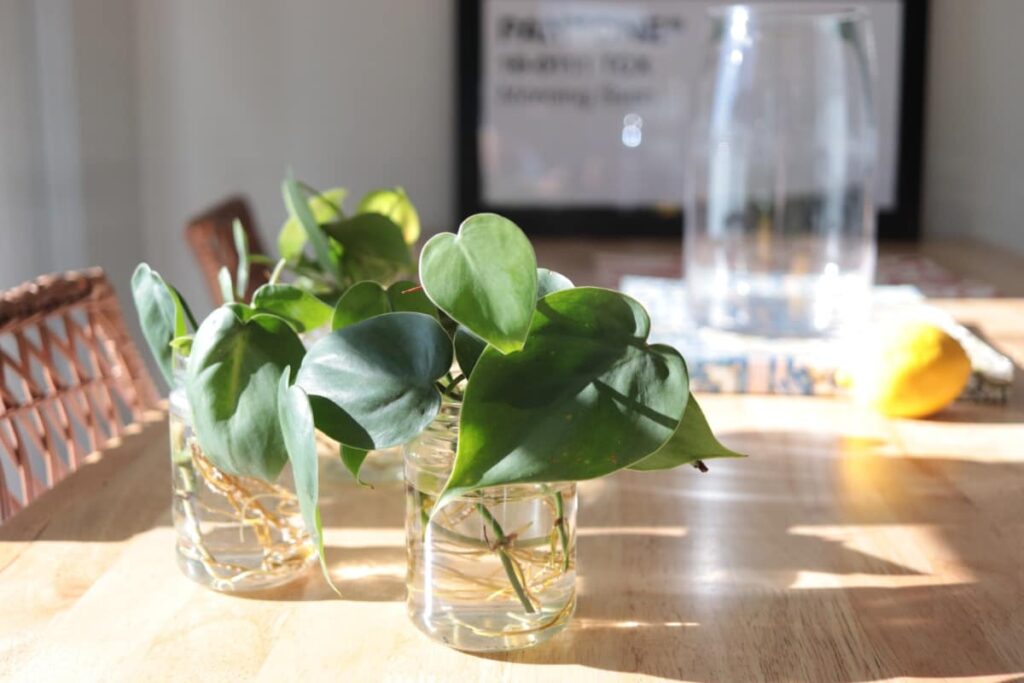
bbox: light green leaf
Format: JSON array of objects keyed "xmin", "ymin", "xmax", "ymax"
[
  {"xmin": 536, "ymin": 268, "xmax": 574, "ymax": 297},
  {"xmin": 278, "ymin": 188, "xmax": 347, "ymax": 262},
  {"xmin": 419, "ymin": 213, "xmax": 538, "ymax": 354},
  {"xmin": 387, "ymin": 280, "xmax": 438, "ymax": 319},
  {"xmin": 322, "ymin": 213, "xmax": 412, "ymax": 284},
  {"xmin": 186, "ymin": 307, "xmax": 306, "ymax": 481},
  {"xmin": 453, "ymin": 326, "xmax": 486, "ymax": 377},
  {"xmin": 217, "ymin": 266, "xmax": 235, "ymax": 303},
  {"xmin": 295, "ymin": 312, "xmax": 452, "ymax": 450},
  {"xmin": 331, "ymin": 281, "xmax": 390, "ymax": 330},
  {"xmin": 283, "ymin": 179, "xmax": 344, "ymax": 284},
  {"xmin": 357, "ymin": 187, "xmax": 420, "ymax": 245},
  {"xmin": 233, "ymin": 219, "xmax": 250, "ymax": 297},
  {"xmin": 169, "ymin": 335, "xmax": 193, "ymax": 357},
  {"xmin": 130, "ymin": 263, "xmax": 191, "ymax": 386},
  {"xmin": 629, "ymin": 395, "xmax": 744, "ymax": 470},
  {"xmin": 340, "ymin": 444, "xmax": 370, "ymax": 486},
  {"xmin": 438, "ymin": 287, "xmax": 687, "ymax": 507},
  {"xmin": 252, "ymin": 283, "xmax": 333, "ymax": 332},
  {"xmin": 276, "ymin": 372, "xmax": 331, "ymax": 584}
]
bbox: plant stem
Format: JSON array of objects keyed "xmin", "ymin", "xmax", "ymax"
[
  {"xmin": 268, "ymin": 258, "xmax": 287, "ymax": 285},
  {"xmin": 475, "ymin": 502, "xmax": 536, "ymax": 614},
  {"xmin": 553, "ymin": 491, "xmax": 570, "ymax": 572}
]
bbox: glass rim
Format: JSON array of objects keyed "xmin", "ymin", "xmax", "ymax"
[{"xmin": 707, "ymin": 3, "xmax": 869, "ymax": 22}]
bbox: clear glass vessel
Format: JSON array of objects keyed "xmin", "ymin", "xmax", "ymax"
[
  {"xmin": 169, "ymin": 384, "xmax": 314, "ymax": 592},
  {"xmin": 405, "ymin": 400, "xmax": 577, "ymax": 652},
  {"xmin": 686, "ymin": 4, "xmax": 878, "ymax": 338}
]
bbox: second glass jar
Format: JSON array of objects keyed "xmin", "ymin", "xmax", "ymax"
[{"xmin": 404, "ymin": 400, "xmax": 578, "ymax": 652}]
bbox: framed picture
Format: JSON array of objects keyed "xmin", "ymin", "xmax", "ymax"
[{"xmin": 458, "ymin": 0, "xmax": 929, "ymax": 239}]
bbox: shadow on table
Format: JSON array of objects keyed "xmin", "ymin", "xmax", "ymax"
[{"xmin": 480, "ymin": 430, "xmax": 1024, "ymax": 681}]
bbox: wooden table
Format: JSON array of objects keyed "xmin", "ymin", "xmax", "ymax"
[{"xmin": 2, "ymin": 241, "xmax": 1023, "ymax": 681}]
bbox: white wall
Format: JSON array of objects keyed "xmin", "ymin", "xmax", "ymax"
[
  {"xmin": 135, "ymin": 0, "xmax": 456, "ymax": 312},
  {"xmin": 924, "ymin": 0, "xmax": 1024, "ymax": 256}
]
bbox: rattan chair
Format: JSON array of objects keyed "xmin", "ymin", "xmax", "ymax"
[
  {"xmin": 0, "ymin": 269, "xmax": 159, "ymax": 521},
  {"xmin": 185, "ymin": 195, "xmax": 270, "ymax": 304}
]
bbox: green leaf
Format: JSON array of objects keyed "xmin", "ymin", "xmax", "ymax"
[
  {"xmin": 629, "ymin": 395, "xmax": 744, "ymax": 470},
  {"xmin": 186, "ymin": 307, "xmax": 306, "ymax": 481},
  {"xmin": 278, "ymin": 188, "xmax": 347, "ymax": 262},
  {"xmin": 295, "ymin": 312, "xmax": 452, "ymax": 450},
  {"xmin": 536, "ymin": 268, "xmax": 574, "ymax": 298},
  {"xmin": 453, "ymin": 326, "xmax": 486, "ymax": 377},
  {"xmin": 276, "ymin": 372, "xmax": 329, "ymax": 581},
  {"xmin": 420, "ymin": 214, "xmax": 538, "ymax": 354},
  {"xmin": 340, "ymin": 444, "xmax": 370, "ymax": 486},
  {"xmin": 169, "ymin": 335, "xmax": 193, "ymax": 357},
  {"xmin": 331, "ymin": 281, "xmax": 390, "ymax": 330},
  {"xmin": 130, "ymin": 263, "xmax": 191, "ymax": 386},
  {"xmin": 283, "ymin": 179, "xmax": 344, "ymax": 284},
  {"xmin": 252, "ymin": 283, "xmax": 333, "ymax": 332},
  {"xmin": 217, "ymin": 266, "xmax": 235, "ymax": 303},
  {"xmin": 233, "ymin": 219, "xmax": 250, "ymax": 298},
  {"xmin": 387, "ymin": 280, "xmax": 438, "ymax": 319},
  {"xmin": 322, "ymin": 213, "xmax": 412, "ymax": 284},
  {"xmin": 357, "ymin": 187, "xmax": 420, "ymax": 245},
  {"xmin": 438, "ymin": 287, "xmax": 687, "ymax": 507}
]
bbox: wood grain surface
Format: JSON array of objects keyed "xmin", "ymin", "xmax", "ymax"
[{"xmin": 1, "ymin": 240, "xmax": 1022, "ymax": 682}]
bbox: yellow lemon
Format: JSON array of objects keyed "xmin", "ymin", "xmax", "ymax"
[{"xmin": 840, "ymin": 322, "xmax": 972, "ymax": 418}]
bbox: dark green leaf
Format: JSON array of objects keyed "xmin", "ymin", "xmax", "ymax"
[
  {"xmin": 276, "ymin": 372, "xmax": 328, "ymax": 579},
  {"xmin": 186, "ymin": 307, "xmax": 306, "ymax": 481},
  {"xmin": 419, "ymin": 214, "xmax": 537, "ymax": 354},
  {"xmin": 629, "ymin": 395, "xmax": 744, "ymax": 470},
  {"xmin": 331, "ymin": 281, "xmax": 390, "ymax": 330},
  {"xmin": 536, "ymin": 268, "xmax": 574, "ymax": 298},
  {"xmin": 233, "ymin": 219, "xmax": 249, "ymax": 298},
  {"xmin": 283, "ymin": 179, "xmax": 344, "ymax": 284},
  {"xmin": 387, "ymin": 280, "xmax": 438, "ymax": 319},
  {"xmin": 131, "ymin": 263, "xmax": 189, "ymax": 386},
  {"xmin": 340, "ymin": 444, "xmax": 370, "ymax": 486},
  {"xmin": 252, "ymin": 284, "xmax": 333, "ymax": 332},
  {"xmin": 295, "ymin": 312, "xmax": 452, "ymax": 450},
  {"xmin": 357, "ymin": 187, "xmax": 420, "ymax": 245},
  {"xmin": 438, "ymin": 287, "xmax": 687, "ymax": 507},
  {"xmin": 453, "ymin": 326, "xmax": 486, "ymax": 377},
  {"xmin": 322, "ymin": 213, "xmax": 412, "ymax": 284}
]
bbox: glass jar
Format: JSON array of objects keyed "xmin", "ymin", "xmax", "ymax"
[
  {"xmin": 168, "ymin": 381, "xmax": 314, "ymax": 592},
  {"xmin": 686, "ymin": 5, "xmax": 878, "ymax": 338},
  {"xmin": 404, "ymin": 400, "xmax": 577, "ymax": 651}
]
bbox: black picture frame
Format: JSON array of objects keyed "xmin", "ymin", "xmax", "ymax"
[{"xmin": 457, "ymin": 0, "xmax": 929, "ymax": 240}]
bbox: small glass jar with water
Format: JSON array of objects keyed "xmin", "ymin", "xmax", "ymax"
[
  {"xmin": 168, "ymin": 364, "xmax": 314, "ymax": 592},
  {"xmin": 405, "ymin": 400, "xmax": 577, "ymax": 651},
  {"xmin": 686, "ymin": 5, "xmax": 878, "ymax": 338}
]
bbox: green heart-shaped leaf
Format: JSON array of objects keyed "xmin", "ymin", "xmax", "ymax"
[
  {"xmin": 357, "ymin": 187, "xmax": 420, "ymax": 245},
  {"xmin": 420, "ymin": 214, "xmax": 537, "ymax": 354},
  {"xmin": 276, "ymin": 373, "xmax": 325, "ymax": 571},
  {"xmin": 439, "ymin": 287, "xmax": 687, "ymax": 506},
  {"xmin": 331, "ymin": 281, "xmax": 390, "ymax": 330},
  {"xmin": 131, "ymin": 263, "xmax": 193, "ymax": 386},
  {"xmin": 252, "ymin": 284, "xmax": 333, "ymax": 332},
  {"xmin": 387, "ymin": 280, "xmax": 438, "ymax": 319},
  {"xmin": 323, "ymin": 213, "xmax": 412, "ymax": 284},
  {"xmin": 295, "ymin": 312, "xmax": 452, "ymax": 450},
  {"xmin": 278, "ymin": 187, "xmax": 347, "ymax": 262},
  {"xmin": 340, "ymin": 444, "xmax": 370, "ymax": 486},
  {"xmin": 629, "ymin": 395, "xmax": 744, "ymax": 470},
  {"xmin": 536, "ymin": 268, "xmax": 574, "ymax": 297},
  {"xmin": 186, "ymin": 308, "xmax": 306, "ymax": 480}
]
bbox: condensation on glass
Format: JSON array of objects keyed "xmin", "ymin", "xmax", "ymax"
[
  {"xmin": 686, "ymin": 5, "xmax": 879, "ymax": 338},
  {"xmin": 405, "ymin": 400, "xmax": 577, "ymax": 652}
]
